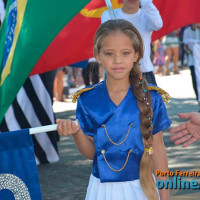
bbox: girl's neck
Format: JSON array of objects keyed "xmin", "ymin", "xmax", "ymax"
[
  {"xmin": 106, "ymin": 79, "xmax": 130, "ymax": 93},
  {"xmin": 122, "ymin": 7, "xmax": 139, "ymax": 14}
]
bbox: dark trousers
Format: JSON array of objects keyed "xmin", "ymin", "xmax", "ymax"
[
  {"xmin": 189, "ymin": 66, "xmax": 198, "ymax": 100},
  {"xmin": 142, "ymin": 71, "xmax": 157, "ymax": 86}
]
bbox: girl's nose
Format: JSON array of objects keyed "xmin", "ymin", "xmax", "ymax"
[{"xmin": 113, "ymin": 55, "xmax": 122, "ymax": 63}]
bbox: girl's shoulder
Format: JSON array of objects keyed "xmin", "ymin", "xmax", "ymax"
[
  {"xmin": 148, "ymin": 84, "xmax": 170, "ymax": 103},
  {"xmin": 72, "ymin": 81, "xmax": 104, "ymax": 103}
]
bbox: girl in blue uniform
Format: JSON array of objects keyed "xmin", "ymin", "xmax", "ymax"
[{"xmin": 57, "ymin": 19, "xmax": 171, "ymax": 200}]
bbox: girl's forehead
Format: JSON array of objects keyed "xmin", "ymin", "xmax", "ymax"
[
  {"xmin": 103, "ymin": 30, "xmax": 131, "ymax": 41},
  {"xmin": 100, "ymin": 31, "xmax": 134, "ymax": 50}
]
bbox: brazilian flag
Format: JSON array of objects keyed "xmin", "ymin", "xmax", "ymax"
[{"xmin": 0, "ymin": 0, "xmax": 90, "ymax": 123}]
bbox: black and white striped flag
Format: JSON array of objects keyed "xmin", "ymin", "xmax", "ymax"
[{"xmin": 0, "ymin": 73, "xmax": 59, "ymax": 165}]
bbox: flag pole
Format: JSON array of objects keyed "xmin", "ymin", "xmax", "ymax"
[
  {"xmin": 105, "ymin": 0, "xmax": 116, "ymax": 20},
  {"xmin": 29, "ymin": 120, "xmax": 78, "ymax": 135}
]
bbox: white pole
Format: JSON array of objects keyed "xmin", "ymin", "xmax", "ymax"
[
  {"xmin": 105, "ymin": 0, "xmax": 116, "ymax": 20},
  {"xmin": 29, "ymin": 124, "xmax": 58, "ymax": 135},
  {"xmin": 29, "ymin": 120, "xmax": 78, "ymax": 135}
]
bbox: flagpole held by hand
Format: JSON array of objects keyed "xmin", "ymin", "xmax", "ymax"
[{"xmin": 29, "ymin": 120, "xmax": 79, "ymax": 135}]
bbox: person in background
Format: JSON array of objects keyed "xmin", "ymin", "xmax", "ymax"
[
  {"xmin": 183, "ymin": 23, "xmax": 200, "ymax": 105},
  {"xmin": 53, "ymin": 68, "xmax": 64, "ymax": 101},
  {"xmin": 82, "ymin": 57, "xmax": 99, "ymax": 86},
  {"xmin": 101, "ymin": 0, "xmax": 163, "ymax": 85},
  {"xmin": 163, "ymin": 30, "xmax": 180, "ymax": 75},
  {"xmin": 179, "ymin": 26, "xmax": 189, "ymax": 68},
  {"xmin": 153, "ymin": 37, "xmax": 165, "ymax": 76}
]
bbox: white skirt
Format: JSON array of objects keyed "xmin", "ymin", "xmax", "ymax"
[{"xmin": 85, "ymin": 174, "xmax": 148, "ymax": 200}]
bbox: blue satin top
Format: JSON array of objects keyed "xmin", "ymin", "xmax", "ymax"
[{"xmin": 76, "ymin": 81, "xmax": 171, "ymax": 183}]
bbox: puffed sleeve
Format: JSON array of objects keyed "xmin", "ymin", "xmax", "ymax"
[
  {"xmin": 140, "ymin": 0, "xmax": 163, "ymax": 31},
  {"xmin": 152, "ymin": 92, "xmax": 172, "ymax": 135},
  {"xmin": 76, "ymin": 96, "xmax": 94, "ymax": 137}
]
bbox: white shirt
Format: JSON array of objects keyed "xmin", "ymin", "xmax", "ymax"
[
  {"xmin": 101, "ymin": 0, "xmax": 163, "ymax": 73},
  {"xmin": 183, "ymin": 26, "xmax": 200, "ymax": 66},
  {"xmin": 88, "ymin": 57, "xmax": 97, "ymax": 63}
]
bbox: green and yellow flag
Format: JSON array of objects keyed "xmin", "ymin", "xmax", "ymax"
[{"xmin": 0, "ymin": 0, "xmax": 90, "ymax": 123}]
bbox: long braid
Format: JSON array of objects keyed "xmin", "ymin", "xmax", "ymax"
[
  {"xmin": 130, "ymin": 62, "xmax": 158, "ymax": 200},
  {"xmin": 128, "ymin": 23, "xmax": 158, "ymax": 199}
]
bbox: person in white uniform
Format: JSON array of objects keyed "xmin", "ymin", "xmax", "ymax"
[
  {"xmin": 101, "ymin": 0, "xmax": 163, "ymax": 85},
  {"xmin": 183, "ymin": 23, "xmax": 200, "ymax": 105}
]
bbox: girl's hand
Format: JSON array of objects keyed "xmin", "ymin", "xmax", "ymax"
[{"xmin": 56, "ymin": 119, "xmax": 80, "ymax": 136}]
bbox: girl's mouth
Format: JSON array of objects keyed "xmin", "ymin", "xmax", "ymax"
[{"xmin": 113, "ymin": 67, "xmax": 125, "ymax": 73}]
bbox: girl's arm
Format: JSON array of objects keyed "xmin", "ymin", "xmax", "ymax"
[
  {"xmin": 153, "ymin": 40, "xmax": 159, "ymax": 54},
  {"xmin": 57, "ymin": 119, "xmax": 95, "ymax": 160},
  {"xmin": 152, "ymin": 131, "xmax": 169, "ymax": 200}
]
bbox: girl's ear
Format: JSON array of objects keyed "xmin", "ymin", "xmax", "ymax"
[
  {"xmin": 133, "ymin": 52, "xmax": 139, "ymax": 62},
  {"xmin": 95, "ymin": 53, "xmax": 102, "ymax": 65}
]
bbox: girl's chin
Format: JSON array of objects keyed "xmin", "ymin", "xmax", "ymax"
[{"xmin": 107, "ymin": 74, "xmax": 129, "ymax": 81}]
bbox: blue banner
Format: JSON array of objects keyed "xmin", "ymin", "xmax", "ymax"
[
  {"xmin": 0, "ymin": 129, "xmax": 42, "ymax": 199},
  {"xmin": 70, "ymin": 60, "xmax": 88, "ymax": 69}
]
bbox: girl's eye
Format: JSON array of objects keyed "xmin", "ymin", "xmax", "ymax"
[
  {"xmin": 123, "ymin": 52, "xmax": 130, "ymax": 55},
  {"xmin": 105, "ymin": 52, "xmax": 112, "ymax": 56}
]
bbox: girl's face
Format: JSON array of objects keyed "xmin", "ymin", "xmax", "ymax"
[{"xmin": 96, "ymin": 31, "xmax": 139, "ymax": 81}]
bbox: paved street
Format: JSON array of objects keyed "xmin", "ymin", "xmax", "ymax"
[{"xmin": 38, "ymin": 69, "xmax": 200, "ymax": 200}]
